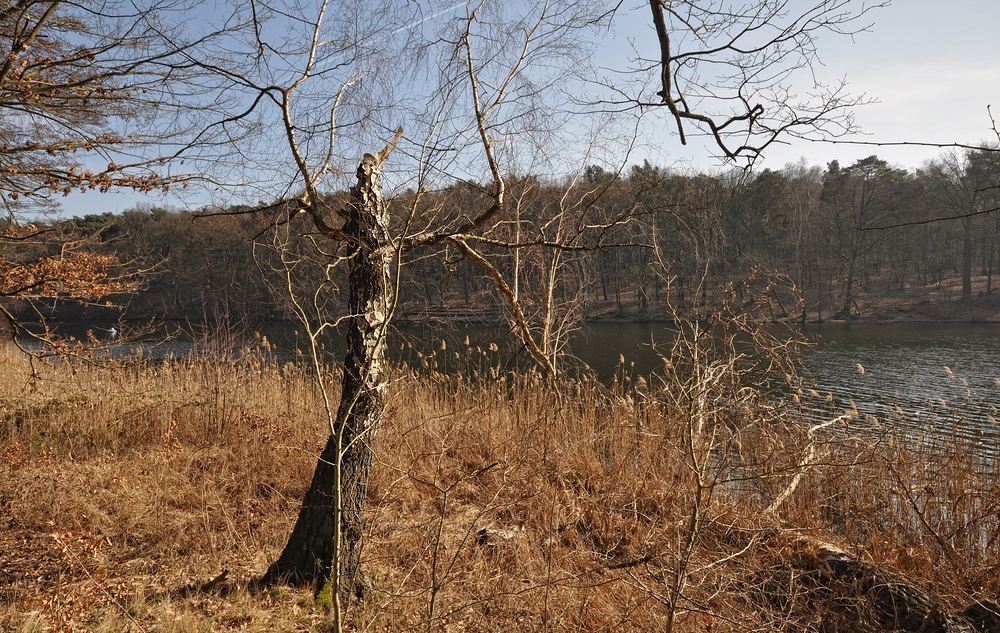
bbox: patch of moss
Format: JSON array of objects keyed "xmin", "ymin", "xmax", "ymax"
[{"xmin": 315, "ymin": 581, "xmax": 334, "ymax": 612}]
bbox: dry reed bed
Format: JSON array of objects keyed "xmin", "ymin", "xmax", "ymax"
[{"xmin": 1, "ymin": 341, "xmax": 998, "ymax": 631}]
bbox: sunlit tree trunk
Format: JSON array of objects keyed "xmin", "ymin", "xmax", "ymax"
[{"xmin": 262, "ymin": 150, "xmax": 393, "ymax": 604}]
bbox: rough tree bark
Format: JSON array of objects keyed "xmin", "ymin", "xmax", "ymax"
[{"xmin": 260, "ymin": 132, "xmax": 400, "ymax": 603}]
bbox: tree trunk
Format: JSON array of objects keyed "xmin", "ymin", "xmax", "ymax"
[
  {"xmin": 987, "ymin": 233, "xmax": 995, "ymax": 295},
  {"xmin": 840, "ymin": 257, "xmax": 856, "ymax": 318},
  {"xmin": 614, "ymin": 253, "xmax": 622, "ymax": 310},
  {"xmin": 962, "ymin": 216, "xmax": 974, "ymax": 300},
  {"xmin": 260, "ymin": 147, "xmax": 395, "ymax": 605},
  {"xmin": 792, "ymin": 538, "xmax": 989, "ymax": 633}
]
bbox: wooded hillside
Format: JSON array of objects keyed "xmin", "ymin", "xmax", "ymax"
[{"xmin": 9, "ymin": 151, "xmax": 1000, "ymax": 327}]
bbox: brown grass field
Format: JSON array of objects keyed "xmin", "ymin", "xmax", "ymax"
[{"xmin": 2, "ymin": 335, "xmax": 999, "ymax": 632}]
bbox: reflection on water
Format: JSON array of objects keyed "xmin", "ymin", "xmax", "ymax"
[{"xmin": 19, "ymin": 320, "xmax": 1000, "ymax": 451}]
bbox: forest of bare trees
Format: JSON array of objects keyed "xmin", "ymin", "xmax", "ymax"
[{"xmin": 14, "ymin": 147, "xmax": 1000, "ymax": 329}]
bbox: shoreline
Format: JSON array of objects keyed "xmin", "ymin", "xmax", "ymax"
[{"xmin": 12, "ymin": 286, "xmax": 1000, "ymax": 329}]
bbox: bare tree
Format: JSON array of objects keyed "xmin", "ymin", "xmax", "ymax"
[
  {"xmin": 237, "ymin": 3, "xmax": 623, "ymax": 612},
  {"xmin": 820, "ymin": 156, "xmax": 907, "ymax": 317},
  {"xmin": 166, "ymin": 0, "xmax": 890, "ymax": 618},
  {"xmin": 782, "ymin": 161, "xmax": 823, "ymax": 320},
  {"xmin": 922, "ymin": 148, "xmax": 1000, "ymax": 300},
  {"xmin": 614, "ymin": 0, "xmax": 882, "ymax": 164}
]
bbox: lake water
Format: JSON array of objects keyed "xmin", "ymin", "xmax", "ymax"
[
  {"xmin": 20, "ymin": 320, "xmax": 1000, "ymax": 448},
  {"xmin": 799, "ymin": 323, "xmax": 1000, "ymax": 448},
  {"xmin": 576, "ymin": 321, "xmax": 1000, "ymax": 451}
]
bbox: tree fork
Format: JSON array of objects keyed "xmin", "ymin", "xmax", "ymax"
[{"xmin": 259, "ymin": 128, "xmax": 402, "ymax": 605}]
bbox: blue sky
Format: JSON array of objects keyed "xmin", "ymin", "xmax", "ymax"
[{"xmin": 56, "ymin": 0, "xmax": 1000, "ymax": 217}]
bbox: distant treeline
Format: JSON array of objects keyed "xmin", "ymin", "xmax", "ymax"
[{"xmin": 16, "ymin": 151, "xmax": 1000, "ymax": 325}]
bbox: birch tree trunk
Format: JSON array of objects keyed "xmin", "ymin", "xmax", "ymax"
[{"xmin": 261, "ymin": 146, "xmax": 395, "ymax": 604}]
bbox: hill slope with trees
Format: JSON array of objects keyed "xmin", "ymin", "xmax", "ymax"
[{"xmin": 10, "ymin": 150, "xmax": 1000, "ymax": 329}]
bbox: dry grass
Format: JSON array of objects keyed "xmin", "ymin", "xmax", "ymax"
[{"xmin": 1, "ymin": 339, "xmax": 999, "ymax": 631}]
